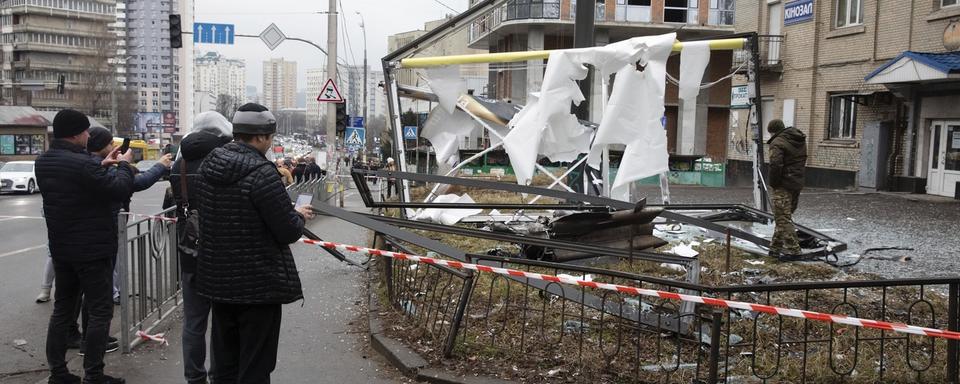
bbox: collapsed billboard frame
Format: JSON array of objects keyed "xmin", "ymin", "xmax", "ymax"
[{"xmin": 351, "ymin": 168, "xmax": 847, "ymax": 258}]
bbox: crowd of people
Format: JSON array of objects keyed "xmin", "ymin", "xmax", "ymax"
[
  {"xmin": 37, "ymin": 103, "xmax": 314, "ymax": 384},
  {"xmin": 274, "ymin": 155, "xmax": 324, "ymax": 187}
]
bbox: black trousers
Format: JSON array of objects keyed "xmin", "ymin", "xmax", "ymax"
[
  {"xmin": 210, "ymin": 302, "xmax": 282, "ymax": 384},
  {"xmin": 46, "ymin": 257, "xmax": 114, "ymax": 380}
]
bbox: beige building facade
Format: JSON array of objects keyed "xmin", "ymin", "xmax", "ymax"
[
  {"xmin": 262, "ymin": 58, "xmax": 297, "ymax": 112},
  {"xmin": 731, "ymin": 0, "xmax": 960, "ymax": 197}
]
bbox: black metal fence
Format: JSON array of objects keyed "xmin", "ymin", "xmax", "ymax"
[
  {"xmin": 375, "ymin": 237, "xmax": 960, "ymax": 383},
  {"xmin": 117, "ymin": 208, "xmax": 180, "ymax": 353}
]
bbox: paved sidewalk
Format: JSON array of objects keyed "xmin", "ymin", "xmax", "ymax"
[
  {"xmin": 41, "ymin": 197, "xmax": 406, "ymax": 383},
  {"xmin": 634, "ymin": 184, "xmax": 960, "ymax": 278}
]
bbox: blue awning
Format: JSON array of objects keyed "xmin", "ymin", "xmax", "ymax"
[{"xmin": 865, "ymin": 51, "xmax": 960, "ymax": 84}]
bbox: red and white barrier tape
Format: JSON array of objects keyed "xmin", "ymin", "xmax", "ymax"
[
  {"xmin": 122, "ymin": 212, "xmax": 178, "ymax": 223},
  {"xmin": 135, "ymin": 330, "xmax": 169, "ymax": 346},
  {"xmin": 299, "ymin": 239, "xmax": 960, "ymax": 341}
]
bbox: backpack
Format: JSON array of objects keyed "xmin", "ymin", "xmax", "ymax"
[{"xmin": 176, "ymin": 160, "xmax": 201, "ymax": 257}]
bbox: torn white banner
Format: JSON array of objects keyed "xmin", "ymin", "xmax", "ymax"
[
  {"xmin": 586, "ymin": 33, "xmax": 676, "ymax": 200},
  {"xmin": 504, "ymin": 33, "xmax": 683, "ymax": 186},
  {"xmin": 678, "ymin": 41, "xmax": 711, "ymax": 156},
  {"xmin": 426, "ymin": 66, "xmax": 467, "ymax": 114},
  {"xmin": 421, "ymin": 107, "xmax": 477, "ymax": 166},
  {"xmin": 414, "ymin": 194, "xmax": 483, "ymax": 226}
]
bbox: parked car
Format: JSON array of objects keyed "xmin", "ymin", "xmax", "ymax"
[{"xmin": 0, "ymin": 161, "xmax": 39, "ymax": 194}]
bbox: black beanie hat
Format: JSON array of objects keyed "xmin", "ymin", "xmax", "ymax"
[
  {"xmin": 53, "ymin": 109, "xmax": 90, "ymax": 138},
  {"xmin": 232, "ymin": 103, "xmax": 277, "ymax": 135},
  {"xmin": 767, "ymin": 119, "xmax": 786, "ymax": 135},
  {"xmin": 86, "ymin": 127, "xmax": 114, "ymax": 153}
]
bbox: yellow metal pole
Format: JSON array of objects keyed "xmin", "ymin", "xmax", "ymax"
[{"xmin": 397, "ymin": 38, "xmax": 746, "ymax": 69}]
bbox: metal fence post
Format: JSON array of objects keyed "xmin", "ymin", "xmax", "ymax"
[
  {"xmin": 949, "ymin": 283, "xmax": 959, "ymax": 383},
  {"xmin": 117, "ymin": 214, "xmax": 131, "ymax": 354},
  {"xmin": 708, "ymin": 310, "xmax": 723, "ymax": 384},
  {"xmin": 444, "ymin": 268, "xmax": 475, "ymax": 358}
]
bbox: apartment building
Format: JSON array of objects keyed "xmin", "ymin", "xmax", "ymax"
[
  {"xmin": 467, "ymin": 0, "xmax": 738, "ymax": 163},
  {"xmin": 731, "ymin": 0, "xmax": 960, "ymax": 197},
  {"xmin": 262, "ymin": 57, "xmax": 297, "ymax": 112},
  {"xmin": 194, "ymin": 51, "xmax": 245, "ymax": 109},
  {"xmin": 0, "ymin": 0, "xmax": 117, "ymax": 123}
]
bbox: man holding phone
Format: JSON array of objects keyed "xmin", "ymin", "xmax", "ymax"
[
  {"xmin": 86, "ymin": 127, "xmax": 172, "ymax": 307},
  {"xmin": 37, "ymin": 109, "xmax": 135, "ymax": 384}
]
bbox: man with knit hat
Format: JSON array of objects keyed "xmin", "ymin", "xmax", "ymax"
[
  {"xmin": 195, "ymin": 103, "xmax": 314, "ymax": 383},
  {"xmin": 87, "ymin": 126, "xmax": 172, "ymax": 305},
  {"xmin": 36, "ymin": 109, "xmax": 134, "ymax": 384},
  {"xmin": 766, "ymin": 119, "xmax": 808, "ymax": 260}
]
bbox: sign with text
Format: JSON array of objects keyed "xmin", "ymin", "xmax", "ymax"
[
  {"xmin": 784, "ymin": 0, "xmax": 814, "ymax": 26},
  {"xmin": 349, "ymin": 116, "xmax": 365, "ymax": 128},
  {"xmin": 731, "ymin": 85, "xmax": 751, "ymax": 109},
  {"xmin": 194, "ymin": 23, "xmax": 235, "ymax": 44}
]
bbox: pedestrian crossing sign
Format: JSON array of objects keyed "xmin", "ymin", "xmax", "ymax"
[
  {"xmin": 403, "ymin": 126, "xmax": 418, "ymax": 140},
  {"xmin": 345, "ymin": 127, "xmax": 365, "ymax": 149}
]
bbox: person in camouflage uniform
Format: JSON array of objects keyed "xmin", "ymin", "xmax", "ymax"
[{"xmin": 766, "ymin": 119, "xmax": 807, "ymax": 260}]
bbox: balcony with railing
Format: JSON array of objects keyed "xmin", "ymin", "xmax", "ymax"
[
  {"xmin": 732, "ymin": 35, "xmax": 784, "ymax": 72},
  {"xmin": 468, "ymin": 0, "xmax": 735, "ymax": 46}
]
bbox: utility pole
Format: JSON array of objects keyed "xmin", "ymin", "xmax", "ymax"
[
  {"xmin": 357, "ymin": 12, "xmax": 368, "ymax": 148},
  {"xmin": 325, "ymin": 0, "xmax": 338, "ymax": 174},
  {"xmin": 572, "ymin": 0, "xmax": 595, "ymax": 195}
]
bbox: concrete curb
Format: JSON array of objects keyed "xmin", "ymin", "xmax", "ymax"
[{"xmin": 366, "ymin": 269, "xmax": 513, "ymax": 384}]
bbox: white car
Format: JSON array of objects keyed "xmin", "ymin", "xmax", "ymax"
[{"xmin": 0, "ymin": 161, "xmax": 39, "ymax": 194}]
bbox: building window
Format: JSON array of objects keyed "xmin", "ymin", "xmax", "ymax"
[
  {"xmin": 708, "ymin": 0, "xmax": 734, "ymax": 25},
  {"xmin": 944, "ymin": 0, "xmax": 958, "ymax": 7},
  {"xmin": 835, "ymin": 0, "xmax": 862, "ymax": 28},
  {"xmin": 828, "ymin": 95, "xmax": 857, "ymax": 140},
  {"xmin": 664, "ymin": 0, "xmax": 697, "ymax": 23}
]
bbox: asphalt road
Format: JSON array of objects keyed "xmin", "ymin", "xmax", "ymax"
[{"xmin": 0, "ymin": 184, "xmax": 170, "ymax": 384}]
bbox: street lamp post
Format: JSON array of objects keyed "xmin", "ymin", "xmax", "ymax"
[{"xmin": 356, "ymin": 11, "xmax": 368, "ymax": 153}]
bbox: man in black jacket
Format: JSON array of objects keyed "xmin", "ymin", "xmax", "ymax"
[
  {"xmin": 303, "ymin": 156, "xmax": 324, "ymax": 180},
  {"xmin": 195, "ymin": 103, "xmax": 314, "ymax": 383},
  {"xmin": 166, "ymin": 112, "xmax": 233, "ymax": 384},
  {"xmin": 37, "ymin": 109, "xmax": 134, "ymax": 384}
]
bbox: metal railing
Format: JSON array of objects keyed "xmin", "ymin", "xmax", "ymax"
[
  {"xmin": 117, "ymin": 208, "xmax": 180, "ymax": 353},
  {"xmin": 376, "ymin": 240, "xmax": 960, "ymax": 382},
  {"xmin": 734, "ymin": 35, "xmax": 784, "ymax": 70}
]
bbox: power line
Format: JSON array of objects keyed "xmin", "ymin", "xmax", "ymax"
[
  {"xmin": 338, "ymin": 0, "xmax": 359, "ymax": 69},
  {"xmin": 431, "ymin": 0, "xmax": 460, "ymax": 14}
]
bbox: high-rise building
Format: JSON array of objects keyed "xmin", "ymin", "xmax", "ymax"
[
  {"xmin": 0, "ymin": 0, "xmax": 118, "ymax": 123},
  {"xmin": 262, "ymin": 58, "xmax": 297, "ymax": 112},
  {"xmin": 195, "ymin": 51, "xmax": 246, "ymax": 112},
  {"xmin": 118, "ymin": 0, "xmax": 195, "ymax": 136},
  {"xmin": 305, "ymin": 68, "xmax": 326, "ymax": 132}
]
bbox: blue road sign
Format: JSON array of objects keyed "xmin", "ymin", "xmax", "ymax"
[
  {"xmin": 403, "ymin": 126, "xmax": 418, "ymax": 140},
  {"xmin": 349, "ymin": 116, "xmax": 365, "ymax": 128},
  {"xmin": 345, "ymin": 127, "xmax": 365, "ymax": 149},
  {"xmin": 194, "ymin": 23, "xmax": 235, "ymax": 45}
]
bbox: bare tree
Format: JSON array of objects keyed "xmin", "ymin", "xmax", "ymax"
[
  {"xmin": 75, "ymin": 43, "xmax": 117, "ymax": 124},
  {"xmin": 216, "ymin": 94, "xmax": 238, "ymax": 120}
]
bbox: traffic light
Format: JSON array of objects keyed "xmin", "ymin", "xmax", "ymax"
[
  {"xmin": 56, "ymin": 74, "xmax": 65, "ymax": 94},
  {"xmin": 335, "ymin": 102, "xmax": 348, "ymax": 134},
  {"xmin": 169, "ymin": 14, "xmax": 183, "ymax": 48}
]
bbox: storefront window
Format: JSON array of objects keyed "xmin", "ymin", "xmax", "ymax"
[{"xmin": 1, "ymin": 134, "xmax": 45, "ymax": 155}]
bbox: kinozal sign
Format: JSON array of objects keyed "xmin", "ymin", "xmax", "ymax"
[{"xmin": 784, "ymin": 0, "xmax": 814, "ymax": 26}]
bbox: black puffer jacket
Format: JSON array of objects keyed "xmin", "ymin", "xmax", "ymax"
[
  {"xmin": 195, "ymin": 142, "xmax": 305, "ymax": 304},
  {"xmin": 768, "ymin": 127, "xmax": 808, "ymax": 191},
  {"xmin": 36, "ymin": 140, "xmax": 134, "ymax": 262},
  {"xmin": 166, "ymin": 131, "xmax": 232, "ymax": 274}
]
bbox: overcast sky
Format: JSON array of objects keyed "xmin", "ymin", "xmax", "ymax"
[{"xmin": 194, "ymin": 0, "xmax": 467, "ymax": 94}]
